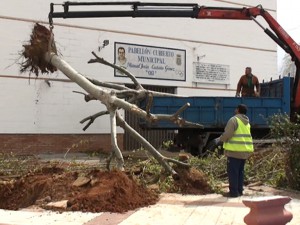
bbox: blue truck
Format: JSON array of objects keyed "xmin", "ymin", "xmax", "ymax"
[{"xmin": 139, "ymin": 76, "xmax": 292, "ymax": 155}]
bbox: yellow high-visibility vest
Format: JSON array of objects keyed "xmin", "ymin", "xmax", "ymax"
[{"xmin": 223, "ymin": 117, "xmax": 254, "ymax": 152}]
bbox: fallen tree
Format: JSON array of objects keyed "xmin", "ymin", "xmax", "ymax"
[{"xmin": 20, "ymin": 23, "xmax": 203, "ymax": 178}]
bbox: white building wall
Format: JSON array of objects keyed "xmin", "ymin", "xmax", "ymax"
[{"xmin": 0, "ymin": 0, "xmax": 278, "ymax": 134}]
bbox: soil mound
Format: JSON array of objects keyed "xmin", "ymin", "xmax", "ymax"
[
  {"xmin": 0, "ymin": 163, "xmax": 212, "ymax": 213},
  {"xmin": 174, "ymin": 166, "xmax": 212, "ymax": 195},
  {"xmin": 0, "ymin": 167, "xmax": 159, "ymax": 213}
]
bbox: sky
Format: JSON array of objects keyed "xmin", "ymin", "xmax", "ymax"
[{"xmin": 277, "ymin": 0, "xmax": 300, "ymax": 69}]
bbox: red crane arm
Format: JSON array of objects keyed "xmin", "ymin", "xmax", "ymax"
[{"xmin": 196, "ymin": 6, "xmax": 300, "ymax": 60}]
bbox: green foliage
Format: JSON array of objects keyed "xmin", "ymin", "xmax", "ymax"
[
  {"xmin": 161, "ymin": 140, "xmax": 174, "ymax": 149},
  {"xmin": 134, "ymin": 157, "xmax": 176, "ymax": 193},
  {"xmin": 269, "ymin": 113, "xmax": 300, "ymax": 190},
  {"xmin": 189, "ymin": 151, "xmax": 227, "ymax": 193},
  {"xmin": 244, "ymin": 147, "xmax": 287, "ymax": 187},
  {"xmin": 270, "ymin": 113, "xmax": 300, "ymax": 145},
  {"xmin": 190, "ymin": 146, "xmax": 288, "ymax": 191},
  {"xmin": 285, "ymin": 144, "xmax": 300, "ymax": 190},
  {"xmin": 0, "ymin": 152, "xmax": 39, "ymax": 176},
  {"xmin": 158, "ymin": 175, "xmax": 178, "ymax": 193}
]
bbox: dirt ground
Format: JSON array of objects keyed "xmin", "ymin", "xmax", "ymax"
[{"xmin": 0, "ymin": 160, "xmax": 212, "ymax": 213}]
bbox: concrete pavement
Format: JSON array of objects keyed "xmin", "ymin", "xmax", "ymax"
[{"xmin": 0, "ymin": 191, "xmax": 299, "ymax": 225}]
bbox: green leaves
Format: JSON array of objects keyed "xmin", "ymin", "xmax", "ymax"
[{"xmin": 269, "ymin": 113, "xmax": 300, "ymax": 190}]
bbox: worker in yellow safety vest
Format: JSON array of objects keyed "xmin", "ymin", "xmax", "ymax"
[{"xmin": 215, "ymin": 104, "xmax": 254, "ymax": 197}]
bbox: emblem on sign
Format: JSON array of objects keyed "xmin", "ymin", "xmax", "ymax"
[{"xmin": 176, "ymin": 54, "xmax": 182, "ymax": 65}]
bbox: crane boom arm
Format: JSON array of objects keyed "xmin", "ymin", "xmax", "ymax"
[{"xmin": 48, "ymin": 1, "xmax": 300, "ymax": 112}]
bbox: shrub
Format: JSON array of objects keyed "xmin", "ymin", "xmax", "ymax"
[{"xmin": 269, "ymin": 113, "xmax": 300, "ymax": 190}]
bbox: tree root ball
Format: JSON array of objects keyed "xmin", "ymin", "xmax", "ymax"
[{"xmin": 20, "ymin": 23, "xmax": 57, "ymax": 76}]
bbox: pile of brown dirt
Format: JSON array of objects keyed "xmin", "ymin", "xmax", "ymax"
[
  {"xmin": 0, "ymin": 163, "xmax": 212, "ymax": 213},
  {"xmin": 173, "ymin": 166, "xmax": 212, "ymax": 195},
  {"xmin": 0, "ymin": 166, "xmax": 158, "ymax": 213}
]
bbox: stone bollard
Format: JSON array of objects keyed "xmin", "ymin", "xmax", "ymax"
[{"xmin": 243, "ymin": 196, "xmax": 293, "ymax": 225}]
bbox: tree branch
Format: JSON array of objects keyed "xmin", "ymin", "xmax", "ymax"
[
  {"xmin": 89, "ymin": 52, "xmax": 144, "ymax": 90},
  {"xmin": 87, "ymin": 78, "xmax": 130, "ymax": 91},
  {"xmin": 109, "ymin": 108, "xmax": 124, "ymax": 170},
  {"xmin": 80, "ymin": 111, "xmax": 109, "ymax": 131},
  {"xmin": 116, "ymin": 111, "xmax": 179, "ymax": 178}
]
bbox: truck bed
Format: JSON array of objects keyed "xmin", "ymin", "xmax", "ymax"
[{"xmin": 140, "ymin": 77, "xmax": 292, "ymax": 130}]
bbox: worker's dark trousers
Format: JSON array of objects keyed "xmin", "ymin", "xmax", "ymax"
[{"xmin": 227, "ymin": 157, "xmax": 246, "ymax": 197}]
